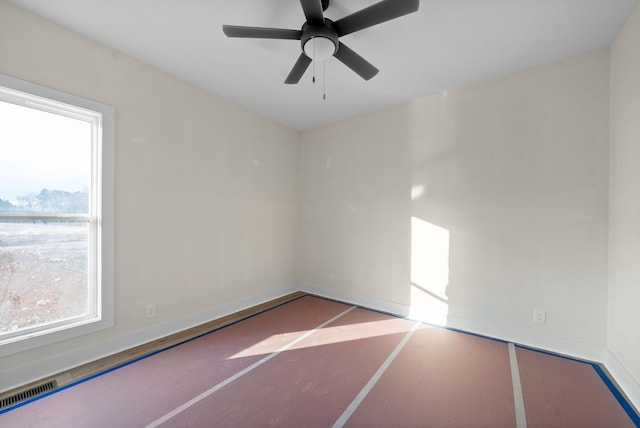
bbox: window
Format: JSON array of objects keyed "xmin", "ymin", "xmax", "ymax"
[{"xmin": 0, "ymin": 74, "xmax": 113, "ymax": 355}]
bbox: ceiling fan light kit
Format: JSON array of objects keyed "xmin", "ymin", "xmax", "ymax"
[
  {"xmin": 222, "ymin": 0, "xmax": 420, "ymax": 84},
  {"xmin": 302, "ymin": 23, "xmax": 338, "ymax": 62}
]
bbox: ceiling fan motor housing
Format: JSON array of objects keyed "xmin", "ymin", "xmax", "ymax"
[{"xmin": 301, "ymin": 20, "xmax": 339, "ymax": 60}]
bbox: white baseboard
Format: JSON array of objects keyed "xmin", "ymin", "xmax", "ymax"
[
  {"xmin": 301, "ymin": 284, "xmax": 606, "ymax": 362},
  {"xmin": 444, "ymin": 315, "xmax": 639, "ymax": 416},
  {"xmin": 1, "ymin": 285, "xmax": 298, "ymax": 394},
  {"xmin": 438, "ymin": 314, "xmax": 638, "ymax": 413},
  {"xmin": 603, "ymin": 349, "xmax": 640, "ymax": 412},
  {"xmin": 299, "ymin": 283, "xmax": 410, "ymax": 317},
  {"xmin": 445, "ymin": 313, "xmax": 607, "ymax": 363}
]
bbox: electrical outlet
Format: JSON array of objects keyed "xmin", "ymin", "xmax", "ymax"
[
  {"xmin": 329, "ymin": 274, "xmax": 336, "ymax": 284},
  {"xmin": 146, "ymin": 303, "xmax": 156, "ymax": 318},
  {"xmin": 533, "ymin": 308, "xmax": 546, "ymax": 324}
]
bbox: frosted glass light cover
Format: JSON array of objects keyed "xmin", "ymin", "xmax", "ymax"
[{"xmin": 303, "ymin": 36, "xmax": 336, "ymax": 61}]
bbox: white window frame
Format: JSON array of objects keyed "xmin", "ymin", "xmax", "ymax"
[{"xmin": 0, "ymin": 74, "xmax": 114, "ymax": 356}]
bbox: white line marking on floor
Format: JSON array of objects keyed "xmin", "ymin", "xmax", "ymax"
[
  {"xmin": 145, "ymin": 305, "xmax": 357, "ymax": 428},
  {"xmin": 508, "ymin": 342, "xmax": 528, "ymax": 428},
  {"xmin": 332, "ymin": 321, "xmax": 421, "ymax": 428}
]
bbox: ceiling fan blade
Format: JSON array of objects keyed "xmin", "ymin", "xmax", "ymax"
[
  {"xmin": 334, "ymin": 42, "xmax": 379, "ymax": 81},
  {"xmin": 285, "ymin": 54, "xmax": 313, "ymax": 84},
  {"xmin": 333, "ymin": 0, "xmax": 419, "ymax": 37},
  {"xmin": 300, "ymin": 0, "xmax": 325, "ymax": 24},
  {"xmin": 222, "ymin": 25, "xmax": 302, "ymax": 40}
]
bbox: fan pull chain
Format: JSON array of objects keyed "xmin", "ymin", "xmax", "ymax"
[
  {"xmin": 323, "ymin": 60, "xmax": 326, "ymax": 100},
  {"xmin": 312, "ymin": 37, "xmax": 316, "ymax": 84}
]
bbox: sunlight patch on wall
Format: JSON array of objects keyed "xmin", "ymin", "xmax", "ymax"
[
  {"xmin": 409, "ymin": 217, "xmax": 450, "ymax": 326},
  {"xmin": 411, "ymin": 184, "xmax": 425, "ymax": 200}
]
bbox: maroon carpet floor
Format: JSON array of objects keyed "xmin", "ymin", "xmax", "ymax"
[{"xmin": 1, "ymin": 295, "xmax": 637, "ymax": 427}]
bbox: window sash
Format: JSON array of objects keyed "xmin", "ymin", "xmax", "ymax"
[
  {"xmin": 0, "ymin": 76, "xmax": 106, "ymax": 349},
  {"xmin": 0, "ymin": 218, "xmax": 100, "ymax": 343}
]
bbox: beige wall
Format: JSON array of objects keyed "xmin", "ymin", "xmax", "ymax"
[
  {"xmin": 609, "ymin": 3, "xmax": 640, "ymax": 387},
  {"xmin": 299, "ymin": 49, "xmax": 610, "ymax": 348},
  {"xmin": 0, "ymin": 1, "xmax": 299, "ymax": 389}
]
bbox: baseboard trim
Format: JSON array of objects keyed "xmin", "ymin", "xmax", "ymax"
[
  {"xmin": 299, "ymin": 284, "xmax": 410, "ymax": 317},
  {"xmin": 445, "ymin": 313, "xmax": 640, "ymax": 414},
  {"xmin": 445, "ymin": 313, "xmax": 606, "ymax": 363},
  {"xmin": 603, "ymin": 349, "xmax": 640, "ymax": 412},
  {"xmin": 0, "ymin": 286, "xmax": 300, "ymax": 396},
  {"xmin": 299, "ymin": 285, "xmax": 607, "ymax": 361}
]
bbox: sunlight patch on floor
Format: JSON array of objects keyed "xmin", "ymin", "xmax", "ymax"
[{"xmin": 228, "ymin": 318, "xmax": 413, "ymax": 360}]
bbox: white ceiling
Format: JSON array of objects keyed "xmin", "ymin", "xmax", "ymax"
[{"xmin": 9, "ymin": 0, "xmax": 639, "ymax": 131}]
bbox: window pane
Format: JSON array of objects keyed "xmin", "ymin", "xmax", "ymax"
[
  {"xmin": 0, "ymin": 221, "xmax": 89, "ymax": 335},
  {"xmin": 0, "ymin": 100, "xmax": 91, "ymax": 214}
]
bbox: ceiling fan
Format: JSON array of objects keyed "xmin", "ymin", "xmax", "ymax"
[{"xmin": 222, "ymin": 0, "xmax": 420, "ymax": 84}]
